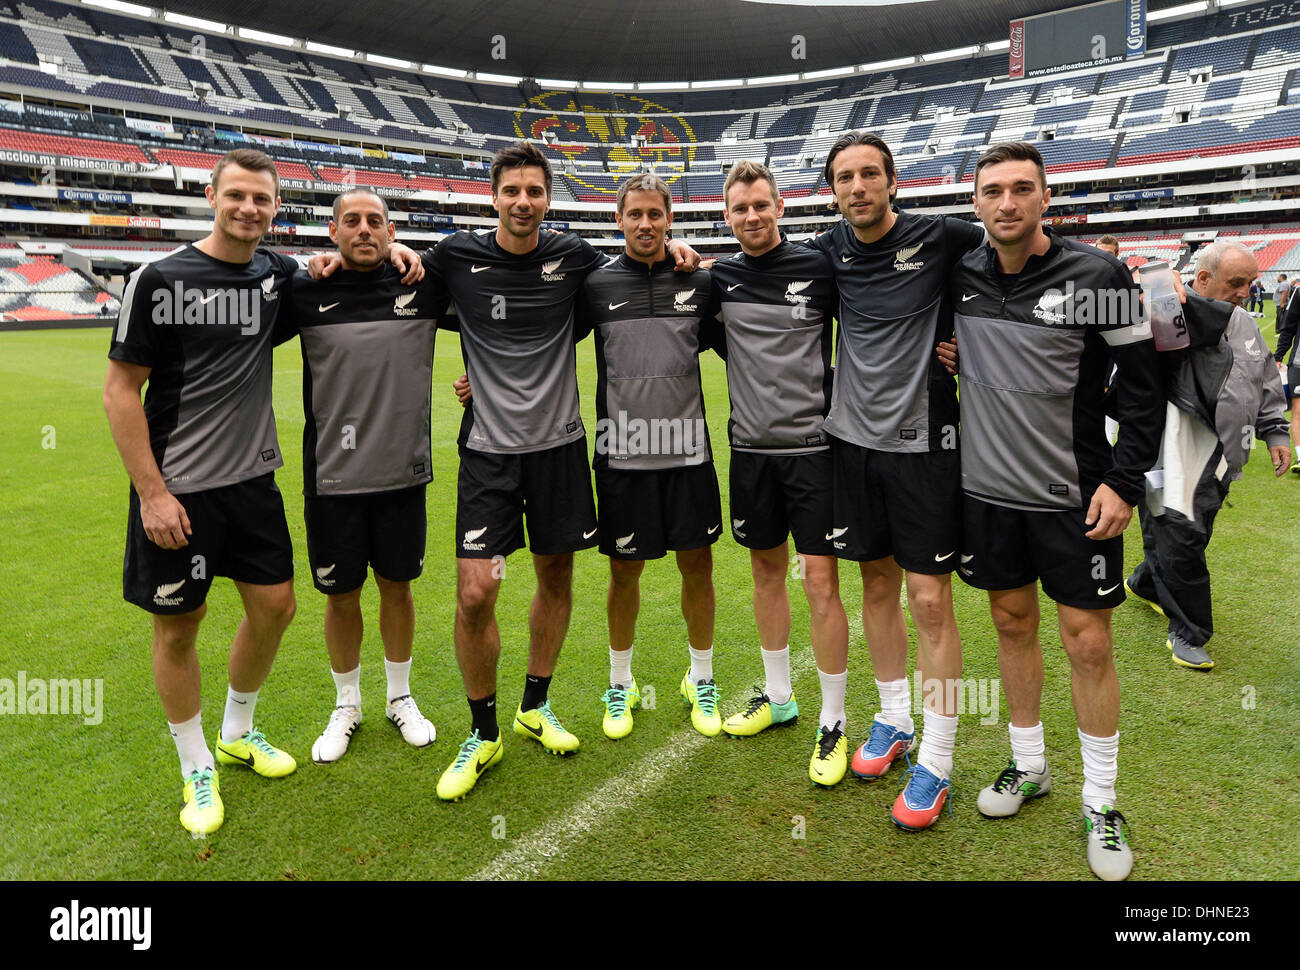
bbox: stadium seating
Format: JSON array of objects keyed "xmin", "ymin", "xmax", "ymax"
[
  {"xmin": 0, "ymin": 253, "xmax": 119, "ymax": 321},
  {"xmin": 1, "ymin": 0, "xmax": 1298, "ymax": 210}
]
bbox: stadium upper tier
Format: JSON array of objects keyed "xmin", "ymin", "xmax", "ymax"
[{"xmin": 1, "ymin": 0, "xmax": 1298, "ymax": 203}]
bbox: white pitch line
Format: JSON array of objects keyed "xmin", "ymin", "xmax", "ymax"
[{"xmin": 469, "ymin": 649, "xmax": 819, "ymax": 882}]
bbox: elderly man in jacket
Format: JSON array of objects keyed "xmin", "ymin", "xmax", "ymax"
[{"xmin": 1126, "ymin": 241, "xmax": 1291, "ymax": 670}]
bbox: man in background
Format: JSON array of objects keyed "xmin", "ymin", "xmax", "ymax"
[{"xmin": 1127, "ymin": 241, "xmax": 1291, "ymax": 670}]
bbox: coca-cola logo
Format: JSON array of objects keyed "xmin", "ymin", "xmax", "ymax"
[{"xmin": 1011, "ymin": 26, "xmax": 1023, "ymax": 57}]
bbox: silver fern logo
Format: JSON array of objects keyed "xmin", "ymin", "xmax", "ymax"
[
  {"xmin": 785, "ymin": 280, "xmax": 813, "ymax": 305},
  {"xmin": 894, "ymin": 244, "xmax": 925, "ymax": 271},
  {"xmin": 541, "ymin": 257, "xmax": 566, "ymax": 281},
  {"xmin": 674, "ymin": 288, "xmax": 699, "ymax": 311},
  {"xmin": 394, "ymin": 290, "xmax": 419, "ymax": 316}
]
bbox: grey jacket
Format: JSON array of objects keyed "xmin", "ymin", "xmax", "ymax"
[{"xmin": 1147, "ymin": 293, "xmax": 1288, "ymax": 533}]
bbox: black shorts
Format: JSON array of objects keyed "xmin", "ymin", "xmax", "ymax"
[
  {"xmin": 958, "ymin": 496, "xmax": 1125, "ymax": 610},
  {"xmin": 830, "ymin": 438, "xmax": 962, "ymax": 573},
  {"xmin": 123, "ymin": 473, "xmax": 294, "ymax": 615},
  {"xmin": 1287, "ymin": 364, "xmax": 1299, "ymax": 401},
  {"xmin": 595, "ymin": 463, "xmax": 721, "ymax": 560},
  {"xmin": 304, "ymin": 485, "xmax": 427, "ymax": 594},
  {"xmin": 729, "ymin": 450, "xmax": 833, "ymax": 556},
  {"xmin": 456, "ymin": 439, "xmax": 598, "ymax": 559}
]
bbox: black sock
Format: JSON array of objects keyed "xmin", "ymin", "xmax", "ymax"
[
  {"xmin": 521, "ymin": 673, "xmax": 551, "ymax": 712},
  {"xmin": 468, "ymin": 693, "xmax": 498, "ymax": 741}
]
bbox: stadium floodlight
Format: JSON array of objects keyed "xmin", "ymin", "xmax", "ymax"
[
  {"xmin": 238, "ymin": 27, "xmax": 295, "ymax": 47},
  {"xmin": 369, "ymin": 54, "xmax": 411, "ymax": 69},
  {"xmin": 583, "ymin": 80, "xmax": 635, "ymax": 90},
  {"xmin": 163, "ymin": 11, "xmax": 226, "ymax": 32},
  {"xmin": 477, "ymin": 71, "xmax": 522, "ymax": 84},
  {"xmin": 691, "ymin": 78, "xmax": 743, "ymax": 89},
  {"xmin": 82, "ymin": 0, "xmax": 153, "ymax": 16},
  {"xmin": 307, "ymin": 41, "xmax": 355, "ymax": 58},
  {"xmin": 802, "ymin": 66, "xmax": 857, "ymax": 80},
  {"xmin": 921, "ymin": 46, "xmax": 981, "ymax": 62},
  {"xmin": 859, "ymin": 56, "xmax": 916, "ymax": 71},
  {"xmin": 750, "ymin": 73, "xmax": 801, "ymax": 85},
  {"xmin": 1148, "ymin": 1, "xmax": 1211, "ymax": 22},
  {"xmin": 637, "ymin": 82, "xmax": 683, "ymax": 91},
  {"xmin": 423, "ymin": 64, "xmax": 468, "ymax": 79},
  {"xmin": 983, "ymin": 39, "xmax": 1011, "ymax": 52},
  {"xmin": 537, "ymin": 78, "xmax": 580, "ymax": 89}
]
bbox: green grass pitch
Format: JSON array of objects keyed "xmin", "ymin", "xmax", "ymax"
[{"xmin": 0, "ymin": 327, "xmax": 1296, "ymax": 880}]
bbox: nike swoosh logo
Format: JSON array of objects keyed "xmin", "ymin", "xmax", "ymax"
[
  {"xmin": 1098, "ymin": 584, "xmax": 1120, "ymax": 596},
  {"xmin": 609, "ymin": 301, "xmax": 628, "ymax": 310},
  {"xmin": 217, "ymin": 745, "xmax": 255, "ymax": 767},
  {"xmin": 471, "ymin": 265, "xmax": 490, "ymax": 273},
  {"xmin": 515, "ymin": 717, "xmax": 543, "ymax": 738},
  {"xmin": 318, "ymin": 302, "xmax": 339, "ymax": 312},
  {"xmin": 707, "ymin": 524, "xmax": 720, "ymax": 534},
  {"xmin": 583, "ymin": 527, "xmax": 598, "ymax": 539},
  {"xmin": 475, "ymin": 752, "xmax": 495, "ymax": 774},
  {"xmin": 962, "ymin": 294, "xmax": 977, "ymax": 302},
  {"xmin": 231, "ymin": 698, "xmax": 247, "ymax": 705},
  {"xmin": 726, "ymin": 283, "xmax": 742, "ymax": 292},
  {"xmin": 934, "ymin": 551, "xmax": 955, "ymax": 562},
  {"xmin": 840, "ymin": 254, "xmax": 854, "ymax": 263}
]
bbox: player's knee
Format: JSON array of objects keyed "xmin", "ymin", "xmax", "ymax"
[
  {"xmin": 990, "ymin": 603, "xmax": 1037, "ymax": 642},
  {"xmin": 374, "ymin": 576, "xmax": 413, "ymax": 607},
  {"xmin": 750, "ymin": 550, "xmax": 787, "ymax": 588},
  {"xmin": 676, "ymin": 547, "xmax": 713, "ymax": 582},
  {"xmin": 154, "ymin": 606, "xmax": 204, "ymax": 651},
  {"xmin": 907, "ymin": 589, "xmax": 950, "ymax": 633},
  {"xmin": 534, "ymin": 555, "xmax": 574, "ymax": 596},
  {"xmin": 265, "ymin": 589, "xmax": 296, "ymax": 629},
  {"xmin": 609, "ymin": 558, "xmax": 643, "ymax": 589},
  {"xmin": 457, "ymin": 577, "xmax": 498, "ymax": 619},
  {"xmin": 801, "ymin": 563, "xmax": 838, "ymax": 610},
  {"xmin": 1064, "ymin": 627, "xmax": 1114, "ymax": 673},
  {"xmin": 325, "ymin": 586, "xmax": 364, "ymax": 615}
]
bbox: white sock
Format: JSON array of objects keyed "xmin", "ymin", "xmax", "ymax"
[
  {"xmin": 817, "ymin": 667, "xmax": 847, "ymax": 731},
  {"xmin": 762, "ymin": 645, "xmax": 792, "ymax": 705},
  {"xmin": 918, "ymin": 709, "xmax": 958, "ymax": 778},
  {"xmin": 384, "ymin": 658, "xmax": 411, "ymax": 702},
  {"xmin": 332, "ymin": 665, "xmax": 361, "ymax": 708},
  {"xmin": 1079, "ymin": 728, "xmax": 1120, "ymax": 809},
  {"xmin": 610, "ymin": 645, "xmax": 634, "ymax": 688},
  {"xmin": 220, "ymin": 686, "xmax": 258, "ymax": 742},
  {"xmin": 1009, "ymin": 721, "xmax": 1046, "ymax": 774},
  {"xmin": 168, "ymin": 711, "xmax": 213, "ymax": 778},
  {"xmin": 876, "ymin": 677, "xmax": 913, "ymax": 733},
  {"xmin": 688, "ymin": 644, "xmax": 713, "ymax": 683}
]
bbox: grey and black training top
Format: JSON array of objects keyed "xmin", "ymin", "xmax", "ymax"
[
  {"xmin": 808, "ymin": 211, "xmax": 984, "ymax": 452},
  {"xmin": 433, "ymin": 229, "xmax": 605, "ymax": 455},
  {"xmin": 584, "ymin": 253, "xmax": 715, "ymax": 471},
  {"xmin": 952, "ymin": 229, "xmax": 1163, "ymax": 512},
  {"xmin": 279, "ymin": 259, "xmax": 447, "ymax": 497},
  {"xmin": 109, "ymin": 243, "xmax": 297, "ymax": 494},
  {"xmin": 705, "ymin": 239, "xmax": 837, "ymax": 454},
  {"xmin": 1215, "ymin": 305, "xmax": 1289, "ymax": 479}
]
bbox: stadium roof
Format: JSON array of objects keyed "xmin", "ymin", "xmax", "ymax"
[{"xmin": 156, "ymin": 0, "xmax": 1193, "ymax": 85}]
